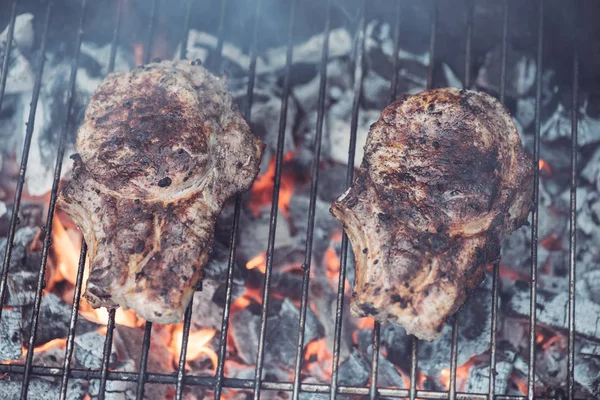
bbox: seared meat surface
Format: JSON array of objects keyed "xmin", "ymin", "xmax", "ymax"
[
  {"xmin": 331, "ymin": 88, "xmax": 533, "ymax": 341},
  {"xmin": 59, "ymin": 60, "xmax": 264, "ymax": 324}
]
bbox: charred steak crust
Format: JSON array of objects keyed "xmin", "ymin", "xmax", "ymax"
[
  {"xmin": 58, "ymin": 60, "xmax": 264, "ymax": 324},
  {"xmin": 331, "ymin": 88, "xmax": 533, "ymax": 341}
]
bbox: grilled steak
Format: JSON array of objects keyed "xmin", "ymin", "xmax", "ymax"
[
  {"xmin": 331, "ymin": 88, "xmax": 533, "ymax": 341},
  {"xmin": 58, "ymin": 60, "xmax": 264, "ymax": 324}
]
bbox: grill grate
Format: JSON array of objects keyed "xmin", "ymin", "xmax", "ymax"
[{"xmin": 0, "ymin": 0, "xmax": 585, "ymax": 399}]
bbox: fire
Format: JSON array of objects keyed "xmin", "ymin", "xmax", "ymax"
[
  {"xmin": 538, "ymin": 159, "xmax": 552, "ymax": 175},
  {"xmin": 514, "ymin": 376, "xmax": 528, "ymax": 395},
  {"xmin": 170, "ymin": 324, "xmax": 218, "ymax": 373},
  {"xmin": 325, "ymin": 246, "xmax": 340, "ymax": 284},
  {"xmin": 22, "ymin": 338, "xmax": 67, "ymax": 359},
  {"xmin": 540, "ymin": 234, "xmax": 562, "ymax": 251},
  {"xmin": 304, "ymin": 338, "xmax": 333, "ymax": 381},
  {"xmin": 439, "ymin": 361, "xmax": 473, "ymax": 391},
  {"xmin": 249, "ymin": 151, "xmax": 296, "ymax": 217},
  {"xmin": 52, "ymin": 216, "xmax": 87, "ymax": 288},
  {"xmin": 246, "ymin": 252, "xmax": 267, "ymax": 274}
]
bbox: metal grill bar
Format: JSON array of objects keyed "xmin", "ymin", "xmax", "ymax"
[
  {"xmin": 329, "ymin": 2, "xmax": 370, "ymax": 396},
  {"xmin": 175, "ymin": 300, "xmax": 194, "ymax": 399},
  {"xmin": 0, "ymin": 361, "xmax": 577, "ymax": 400},
  {"xmin": 0, "ymin": 0, "xmax": 52, "ymax": 318},
  {"xmin": 59, "ymin": 242, "xmax": 87, "ymax": 400},
  {"xmin": 179, "ymin": 0, "xmax": 193, "ymax": 61},
  {"xmin": 135, "ymin": 321, "xmax": 153, "ymax": 399},
  {"xmin": 566, "ymin": 40, "xmax": 579, "ymax": 400},
  {"xmin": 247, "ymin": 17, "xmax": 287, "ymax": 378},
  {"xmin": 96, "ymin": 3, "xmax": 127, "ymax": 398},
  {"xmin": 488, "ymin": 2, "xmax": 509, "ymax": 398},
  {"xmin": 290, "ymin": 1, "xmax": 331, "ymax": 398},
  {"xmin": 98, "ymin": 310, "xmax": 116, "ymax": 400},
  {"xmin": 448, "ymin": 2, "xmax": 474, "ymax": 398},
  {"xmin": 144, "ymin": 0, "xmax": 159, "ymax": 65},
  {"xmin": 528, "ymin": 1, "xmax": 544, "ymax": 398},
  {"xmin": 23, "ymin": 0, "xmax": 87, "ymax": 396},
  {"xmin": 0, "ymin": 0, "xmax": 18, "ymax": 110}
]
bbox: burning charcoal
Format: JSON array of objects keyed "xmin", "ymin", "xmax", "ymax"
[
  {"xmin": 86, "ymin": 359, "xmax": 138, "ymax": 400},
  {"xmin": 465, "ymin": 345, "xmax": 516, "ymax": 394},
  {"xmin": 74, "ymin": 331, "xmax": 114, "ymax": 369},
  {"xmin": 505, "ymin": 283, "xmax": 600, "ymax": 341},
  {"xmin": 0, "ymin": 376, "xmax": 85, "ymax": 400},
  {"xmin": 231, "ymin": 81, "xmax": 297, "ymax": 174},
  {"xmin": 541, "ymin": 94, "xmax": 600, "ymax": 147},
  {"xmin": 191, "ymin": 278, "xmax": 232, "ymax": 331},
  {"xmin": 112, "ymin": 325, "xmax": 173, "ymax": 376},
  {"xmin": 265, "ymin": 28, "xmax": 352, "ymax": 73},
  {"xmin": 22, "ymin": 293, "xmax": 100, "ymax": 346},
  {"xmin": 380, "ymin": 324, "xmax": 412, "ymax": 371},
  {"xmin": 318, "ymin": 165, "xmax": 351, "ymax": 203},
  {"xmin": 536, "ymin": 334, "xmax": 567, "ymax": 387},
  {"xmin": 237, "ymin": 209, "xmax": 293, "ymax": 263},
  {"xmin": 288, "ymin": 193, "xmax": 338, "ymax": 261},
  {"xmin": 0, "ymin": 307, "xmax": 22, "ymax": 362},
  {"xmin": 338, "ymin": 349, "xmax": 370, "ymax": 387},
  {"xmin": 1, "ymin": 227, "xmax": 42, "ymax": 306},
  {"xmin": 376, "ymin": 354, "xmax": 406, "ymax": 389},
  {"xmin": 475, "ymin": 46, "xmax": 537, "ymax": 98},
  {"xmin": 231, "ymin": 298, "xmax": 323, "ymax": 371},
  {"xmin": 417, "ymin": 278, "xmax": 494, "ymax": 379}
]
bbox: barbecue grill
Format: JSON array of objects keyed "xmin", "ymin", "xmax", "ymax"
[{"xmin": 0, "ymin": 0, "xmax": 595, "ymax": 399}]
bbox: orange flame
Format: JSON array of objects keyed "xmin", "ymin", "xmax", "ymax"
[
  {"xmin": 439, "ymin": 361, "xmax": 473, "ymax": 391},
  {"xmin": 249, "ymin": 151, "xmax": 296, "ymax": 217},
  {"xmin": 538, "ymin": 159, "xmax": 552, "ymax": 175},
  {"xmin": 246, "ymin": 252, "xmax": 267, "ymax": 274},
  {"xmin": 170, "ymin": 324, "xmax": 218, "ymax": 373}
]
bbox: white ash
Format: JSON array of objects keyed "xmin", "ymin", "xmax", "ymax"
[
  {"xmin": 337, "ymin": 349, "xmax": 370, "ymax": 386},
  {"xmin": 0, "ymin": 226, "xmax": 42, "ymax": 307},
  {"xmin": 22, "ymin": 293, "xmax": 100, "ymax": 347},
  {"xmin": 237, "ymin": 208, "xmax": 293, "ymax": 262},
  {"xmin": 230, "ymin": 298, "xmax": 322, "ymax": 372},
  {"xmin": 0, "ymin": 307, "xmax": 22, "ymax": 362},
  {"xmin": 465, "ymin": 347, "xmax": 516, "ymax": 395},
  {"xmin": 0, "ymin": 376, "xmax": 85, "ymax": 400},
  {"xmin": 0, "ymin": 13, "xmax": 35, "ymax": 95},
  {"xmin": 74, "ymin": 331, "xmax": 114, "ymax": 369},
  {"xmin": 476, "ymin": 45, "xmax": 537, "ymax": 98},
  {"xmin": 505, "ymin": 284, "xmax": 600, "ymax": 341},
  {"xmin": 540, "ymin": 96, "xmax": 600, "ymax": 147}
]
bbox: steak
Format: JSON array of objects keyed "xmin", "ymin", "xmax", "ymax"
[
  {"xmin": 58, "ymin": 60, "xmax": 264, "ymax": 324},
  {"xmin": 330, "ymin": 88, "xmax": 534, "ymax": 341}
]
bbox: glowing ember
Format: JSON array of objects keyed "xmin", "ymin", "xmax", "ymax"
[
  {"xmin": 52, "ymin": 216, "xmax": 86, "ymax": 288},
  {"xmin": 246, "ymin": 252, "xmax": 267, "ymax": 274},
  {"xmin": 538, "ymin": 159, "xmax": 552, "ymax": 175},
  {"xmin": 540, "ymin": 234, "xmax": 563, "ymax": 251},
  {"xmin": 439, "ymin": 361, "xmax": 473, "ymax": 391},
  {"xmin": 22, "ymin": 338, "xmax": 67, "ymax": 359},
  {"xmin": 249, "ymin": 151, "xmax": 296, "ymax": 217},
  {"xmin": 170, "ymin": 324, "xmax": 218, "ymax": 373},
  {"xmin": 304, "ymin": 338, "xmax": 333, "ymax": 381}
]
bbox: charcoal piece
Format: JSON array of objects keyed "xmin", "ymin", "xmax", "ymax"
[
  {"xmin": 231, "ymin": 298, "xmax": 323, "ymax": 370},
  {"xmin": 288, "ymin": 193, "xmax": 337, "ymax": 260},
  {"xmin": 0, "ymin": 376, "xmax": 85, "ymax": 400},
  {"xmin": 31, "ymin": 341, "xmax": 65, "ymax": 367},
  {"xmin": 536, "ymin": 334, "xmax": 567, "ymax": 387},
  {"xmin": 574, "ymin": 356, "xmax": 600, "ymax": 397},
  {"xmin": 583, "ymin": 270, "xmax": 600, "ymax": 304},
  {"xmin": 318, "ymin": 165, "xmax": 352, "ymax": 203},
  {"xmin": 376, "ymin": 354, "xmax": 406, "ymax": 389},
  {"xmin": 337, "ymin": 349, "xmax": 370, "ymax": 387},
  {"xmin": 190, "ymin": 278, "xmax": 231, "ymax": 331},
  {"xmin": 500, "ymin": 224, "xmax": 531, "ymax": 273},
  {"xmin": 21, "ymin": 293, "xmax": 100, "ymax": 346},
  {"xmin": 465, "ymin": 359, "xmax": 514, "ymax": 395},
  {"xmin": 237, "ymin": 209, "xmax": 293, "ymax": 262},
  {"xmin": 541, "ymin": 98, "xmax": 600, "ymax": 147},
  {"xmin": 0, "ymin": 307, "xmax": 22, "ymax": 362},
  {"xmin": 112, "ymin": 325, "xmax": 173, "ymax": 376},
  {"xmin": 86, "ymin": 360, "xmax": 140, "ymax": 400},
  {"xmin": 475, "ymin": 45, "xmax": 537, "ymax": 98},
  {"xmin": 232, "ymin": 82, "xmax": 297, "ymax": 175},
  {"xmin": 380, "ymin": 324, "xmax": 412, "ymax": 371},
  {"xmin": 74, "ymin": 331, "xmax": 114, "ymax": 369},
  {"xmin": 1, "ymin": 227, "xmax": 42, "ymax": 306},
  {"xmin": 356, "ymin": 328, "xmax": 373, "ymax": 357},
  {"xmin": 417, "ymin": 278, "xmax": 494, "ymax": 378},
  {"xmin": 505, "ymin": 284, "xmax": 600, "ymax": 341},
  {"xmin": 581, "ymin": 146, "xmax": 600, "ymax": 185},
  {"xmin": 0, "ymin": 13, "xmax": 34, "ymax": 96}
]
